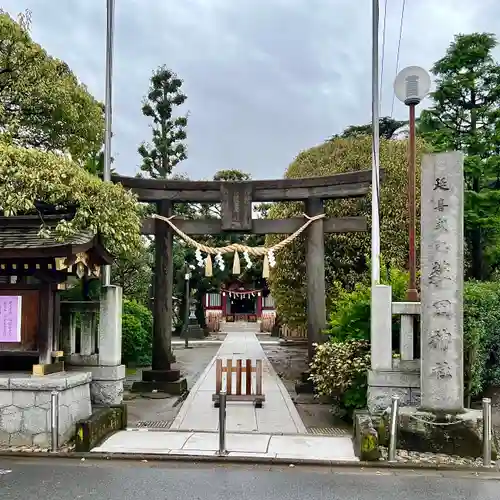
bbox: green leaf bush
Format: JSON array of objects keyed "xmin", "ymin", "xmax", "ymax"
[
  {"xmin": 311, "ymin": 266, "xmax": 408, "ymax": 416},
  {"xmin": 326, "ymin": 266, "xmax": 408, "ymax": 342},
  {"xmin": 121, "ymin": 300, "xmax": 153, "ymax": 367},
  {"xmin": 309, "ymin": 340, "xmax": 370, "ymax": 415},
  {"xmin": 464, "ymin": 281, "xmax": 500, "ymax": 402},
  {"xmin": 311, "ymin": 274, "xmax": 500, "ymax": 414},
  {"xmin": 266, "ymin": 136, "xmax": 429, "ymax": 328},
  {"xmin": 0, "ymin": 141, "xmax": 142, "ymax": 259}
]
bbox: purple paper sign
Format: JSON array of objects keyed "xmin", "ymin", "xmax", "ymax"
[{"xmin": 0, "ymin": 296, "xmax": 22, "ymax": 343}]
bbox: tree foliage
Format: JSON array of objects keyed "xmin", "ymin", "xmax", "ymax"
[
  {"xmin": 265, "ymin": 136, "xmax": 428, "ymax": 327},
  {"xmin": 0, "ymin": 10, "xmax": 104, "ymax": 162},
  {"xmin": 330, "ymin": 117, "xmax": 408, "ymax": 141},
  {"xmin": 0, "ymin": 142, "xmax": 142, "ymax": 259},
  {"xmin": 138, "ymin": 66, "xmax": 188, "ymax": 178},
  {"xmin": 420, "ymin": 33, "xmax": 500, "ymax": 279},
  {"xmin": 111, "ymin": 239, "xmax": 153, "ymax": 306}
]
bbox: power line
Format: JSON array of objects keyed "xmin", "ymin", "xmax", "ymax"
[
  {"xmin": 379, "ymin": 0, "xmax": 388, "ymax": 108},
  {"xmin": 391, "ymin": 0, "xmax": 406, "ymax": 117}
]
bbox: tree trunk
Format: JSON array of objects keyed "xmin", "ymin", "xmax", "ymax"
[{"xmin": 152, "ymin": 200, "xmax": 175, "ymax": 369}]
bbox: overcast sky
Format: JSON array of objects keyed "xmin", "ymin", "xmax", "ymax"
[{"xmin": 3, "ymin": 1, "xmax": 500, "ymax": 179}]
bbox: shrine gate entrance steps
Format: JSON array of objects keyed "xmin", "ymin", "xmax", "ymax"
[{"xmin": 170, "ymin": 326, "xmax": 306, "ymax": 434}]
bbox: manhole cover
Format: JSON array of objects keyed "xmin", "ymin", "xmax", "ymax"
[
  {"xmin": 136, "ymin": 420, "xmax": 172, "ymax": 429},
  {"xmin": 307, "ymin": 427, "xmax": 351, "ymax": 436}
]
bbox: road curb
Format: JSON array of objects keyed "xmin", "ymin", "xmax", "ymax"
[{"xmin": 0, "ymin": 449, "xmax": 499, "ymax": 473}]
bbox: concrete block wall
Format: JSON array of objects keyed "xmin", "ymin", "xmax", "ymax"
[{"xmin": 0, "ymin": 372, "xmax": 92, "ymax": 448}]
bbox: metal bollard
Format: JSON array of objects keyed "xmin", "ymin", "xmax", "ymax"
[
  {"xmin": 50, "ymin": 391, "xmax": 59, "ymax": 452},
  {"xmin": 218, "ymin": 391, "xmax": 227, "ymax": 455},
  {"xmin": 483, "ymin": 397, "xmax": 492, "ymax": 467},
  {"xmin": 388, "ymin": 394, "xmax": 400, "ymax": 462}
]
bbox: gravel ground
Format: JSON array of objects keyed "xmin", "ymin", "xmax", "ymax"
[
  {"xmin": 0, "ymin": 443, "xmax": 75, "ymax": 453},
  {"xmin": 378, "ymin": 447, "xmax": 498, "ymax": 467}
]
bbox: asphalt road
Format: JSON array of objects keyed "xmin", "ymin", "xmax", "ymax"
[{"xmin": 1, "ymin": 459, "xmax": 499, "ymax": 500}]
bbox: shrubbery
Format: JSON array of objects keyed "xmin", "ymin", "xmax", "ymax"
[
  {"xmin": 464, "ymin": 280, "xmax": 500, "ymax": 403},
  {"xmin": 310, "ymin": 266, "xmax": 408, "ymax": 415},
  {"xmin": 121, "ymin": 300, "xmax": 153, "ymax": 366},
  {"xmin": 0, "ymin": 141, "xmax": 142, "ymax": 260},
  {"xmin": 310, "ymin": 270, "xmax": 500, "ymax": 414},
  {"xmin": 310, "ymin": 340, "xmax": 370, "ymax": 414},
  {"xmin": 326, "ymin": 266, "xmax": 408, "ymax": 342},
  {"xmin": 266, "ymin": 136, "xmax": 429, "ymax": 327}
]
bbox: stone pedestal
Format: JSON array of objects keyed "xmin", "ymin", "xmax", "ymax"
[
  {"xmin": 131, "ymin": 368, "xmax": 187, "ymax": 395},
  {"xmin": 66, "ymin": 286, "xmax": 125, "ymax": 406},
  {"xmin": 367, "ymin": 360, "xmax": 421, "ymax": 412},
  {"xmin": 0, "ymin": 372, "xmax": 91, "ymax": 448},
  {"xmin": 180, "ymin": 316, "xmax": 205, "ymax": 340},
  {"xmin": 381, "ymin": 406, "xmax": 498, "ymax": 459}
]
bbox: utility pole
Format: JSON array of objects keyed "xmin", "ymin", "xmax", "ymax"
[
  {"xmin": 102, "ymin": 0, "xmax": 115, "ymax": 286},
  {"xmin": 371, "ymin": 0, "xmax": 381, "ymax": 286}
]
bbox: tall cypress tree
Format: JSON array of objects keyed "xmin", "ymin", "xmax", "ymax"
[
  {"xmin": 420, "ymin": 33, "xmax": 500, "ymax": 279},
  {"xmin": 138, "ymin": 65, "xmax": 188, "ymax": 178}
]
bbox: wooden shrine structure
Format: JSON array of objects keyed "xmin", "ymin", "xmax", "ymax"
[
  {"xmin": 0, "ymin": 214, "xmax": 113, "ymax": 374},
  {"xmin": 113, "ymin": 169, "xmax": 375, "ymax": 384}
]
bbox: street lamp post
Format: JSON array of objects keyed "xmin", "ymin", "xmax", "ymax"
[{"xmin": 393, "ymin": 66, "xmax": 431, "ymax": 302}]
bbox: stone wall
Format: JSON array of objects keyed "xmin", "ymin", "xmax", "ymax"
[
  {"xmin": 0, "ymin": 372, "xmax": 92, "ymax": 448},
  {"xmin": 368, "ymin": 359, "xmax": 421, "ymax": 411},
  {"xmin": 368, "ymin": 285, "xmax": 421, "ymax": 412}
]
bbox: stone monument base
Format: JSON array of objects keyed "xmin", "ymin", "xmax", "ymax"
[
  {"xmin": 0, "ymin": 371, "xmax": 92, "ymax": 448},
  {"xmin": 383, "ymin": 406, "xmax": 498, "ymax": 459},
  {"xmin": 180, "ymin": 324, "xmax": 205, "ymax": 340},
  {"xmin": 367, "ymin": 361, "xmax": 421, "ymax": 412},
  {"xmin": 66, "ymin": 359, "xmax": 125, "ymax": 406},
  {"xmin": 353, "ymin": 406, "xmax": 498, "ymax": 461},
  {"xmin": 131, "ymin": 368, "xmax": 187, "ymax": 395}
]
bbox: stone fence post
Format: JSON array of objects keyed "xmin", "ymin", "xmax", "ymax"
[
  {"xmin": 370, "ymin": 285, "xmax": 392, "ymax": 370},
  {"xmin": 92, "ymin": 285, "xmax": 125, "ymax": 405}
]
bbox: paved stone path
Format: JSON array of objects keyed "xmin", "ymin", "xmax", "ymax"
[
  {"xmin": 95, "ymin": 323, "xmax": 358, "ymax": 460},
  {"xmin": 169, "ymin": 323, "xmax": 306, "ymax": 434}
]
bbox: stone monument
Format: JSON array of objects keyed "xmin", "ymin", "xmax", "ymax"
[
  {"xmin": 355, "ymin": 152, "xmax": 497, "ymax": 460},
  {"xmin": 420, "ymin": 151, "xmax": 464, "ymax": 413}
]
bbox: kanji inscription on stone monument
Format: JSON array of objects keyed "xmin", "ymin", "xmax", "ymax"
[{"xmin": 420, "ymin": 152, "xmax": 464, "ymax": 413}]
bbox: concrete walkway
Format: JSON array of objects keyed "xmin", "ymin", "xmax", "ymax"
[
  {"xmin": 169, "ymin": 324, "xmax": 306, "ymax": 434},
  {"xmin": 92, "ymin": 429, "xmax": 358, "ymax": 461},
  {"xmin": 95, "ymin": 323, "xmax": 358, "ymax": 461}
]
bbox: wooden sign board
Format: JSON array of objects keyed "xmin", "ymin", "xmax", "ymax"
[{"xmin": 220, "ymin": 183, "xmax": 252, "ymax": 231}]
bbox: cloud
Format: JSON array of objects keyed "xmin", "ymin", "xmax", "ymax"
[{"xmin": 3, "ymin": 0, "xmax": 500, "ymax": 179}]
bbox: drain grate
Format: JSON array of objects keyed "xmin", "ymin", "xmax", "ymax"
[
  {"xmin": 307, "ymin": 427, "xmax": 351, "ymax": 436},
  {"xmin": 136, "ymin": 420, "xmax": 172, "ymax": 429}
]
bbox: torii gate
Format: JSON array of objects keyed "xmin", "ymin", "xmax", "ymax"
[{"xmin": 112, "ymin": 170, "xmax": 374, "ymax": 393}]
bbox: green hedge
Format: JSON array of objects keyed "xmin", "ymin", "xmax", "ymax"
[
  {"xmin": 464, "ymin": 281, "xmax": 500, "ymax": 402},
  {"xmin": 122, "ymin": 300, "xmax": 153, "ymax": 366},
  {"xmin": 312, "ymin": 273, "xmax": 500, "ymax": 414},
  {"xmin": 326, "ymin": 266, "xmax": 408, "ymax": 343}
]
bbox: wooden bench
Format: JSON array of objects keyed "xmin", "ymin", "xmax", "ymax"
[{"xmin": 213, "ymin": 358, "xmax": 265, "ymax": 408}]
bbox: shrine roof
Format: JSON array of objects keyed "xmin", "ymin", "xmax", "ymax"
[
  {"xmin": 0, "ymin": 215, "xmax": 112, "ymax": 263},
  {"xmin": 0, "ymin": 225, "xmax": 94, "ymax": 250}
]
